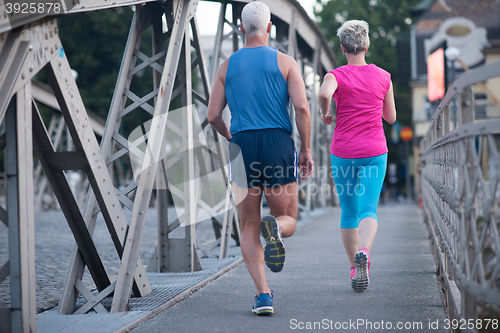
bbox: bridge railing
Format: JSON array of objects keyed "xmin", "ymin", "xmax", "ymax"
[{"xmin": 419, "ymin": 61, "xmax": 500, "ymax": 328}]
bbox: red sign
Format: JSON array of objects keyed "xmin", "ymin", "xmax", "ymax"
[
  {"xmin": 400, "ymin": 126, "xmax": 414, "ymax": 142},
  {"xmin": 427, "ymin": 48, "xmax": 445, "ymax": 102}
]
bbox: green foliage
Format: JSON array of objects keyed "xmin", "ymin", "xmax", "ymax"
[
  {"xmin": 315, "ymin": 0, "xmax": 421, "ymax": 164},
  {"xmin": 316, "ymin": 0, "xmax": 419, "ymax": 70},
  {"xmin": 315, "ymin": 0, "xmax": 419, "ymax": 115},
  {"xmin": 57, "ymin": 8, "xmax": 195, "ymax": 137},
  {"xmin": 57, "ymin": 7, "xmax": 153, "ymax": 127}
]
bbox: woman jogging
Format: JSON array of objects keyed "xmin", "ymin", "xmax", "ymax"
[{"xmin": 318, "ymin": 20, "xmax": 397, "ymax": 292}]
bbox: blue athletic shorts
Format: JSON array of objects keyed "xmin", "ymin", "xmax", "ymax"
[
  {"xmin": 331, "ymin": 153, "xmax": 387, "ymax": 229},
  {"xmin": 229, "ymin": 129, "xmax": 297, "ymax": 188}
]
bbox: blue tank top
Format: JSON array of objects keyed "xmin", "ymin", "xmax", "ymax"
[{"xmin": 225, "ymin": 46, "xmax": 292, "ymax": 135}]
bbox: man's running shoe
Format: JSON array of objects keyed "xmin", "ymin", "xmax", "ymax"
[
  {"xmin": 251, "ymin": 292, "xmax": 274, "ymax": 315},
  {"xmin": 261, "ymin": 215, "xmax": 285, "ymax": 272},
  {"xmin": 351, "ymin": 249, "xmax": 370, "ymax": 292}
]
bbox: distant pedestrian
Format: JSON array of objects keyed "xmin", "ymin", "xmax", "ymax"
[
  {"xmin": 318, "ymin": 20, "xmax": 397, "ymax": 292},
  {"xmin": 207, "ymin": 1, "xmax": 314, "ymax": 314}
]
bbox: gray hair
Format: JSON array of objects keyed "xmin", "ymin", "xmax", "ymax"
[
  {"xmin": 337, "ymin": 20, "xmax": 370, "ymax": 55},
  {"xmin": 241, "ymin": 1, "xmax": 271, "ymax": 37}
]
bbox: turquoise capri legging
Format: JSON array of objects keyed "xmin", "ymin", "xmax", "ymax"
[{"xmin": 331, "ymin": 153, "xmax": 387, "ymax": 229}]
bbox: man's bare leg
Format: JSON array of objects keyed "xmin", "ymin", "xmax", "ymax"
[
  {"xmin": 259, "ymin": 182, "xmax": 298, "ymax": 272},
  {"xmin": 264, "ymin": 182, "xmax": 298, "ymax": 237},
  {"xmin": 233, "ymin": 185, "xmax": 271, "ymax": 295}
]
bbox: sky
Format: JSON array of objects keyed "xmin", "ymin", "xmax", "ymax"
[{"xmin": 197, "ymin": 0, "xmax": 318, "ymax": 36}]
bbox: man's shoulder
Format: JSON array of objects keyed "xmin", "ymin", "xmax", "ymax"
[
  {"xmin": 277, "ymin": 51, "xmax": 295, "ymax": 62},
  {"xmin": 277, "ymin": 51, "xmax": 297, "ymax": 69},
  {"xmin": 217, "ymin": 58, "xmax": 230, "ymax": 82}
]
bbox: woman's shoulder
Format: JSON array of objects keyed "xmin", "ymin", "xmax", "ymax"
[
  {"xmin": 367, "ymin": 64, "xmax": 391, "ymax": 91},
  {"xmin": 369, "ymin": 64, "xmax": 390, "ymax": 77},
  {"xmin": 329, "ymin": 65, "xmax": 351, "ymax": 77},
  {"xmin": 331, "ymin": 64, "xmax": 351, "ymax": 71}
]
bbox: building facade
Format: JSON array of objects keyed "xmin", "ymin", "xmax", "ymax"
[{"xmin": 407, "ymin": 0, "xmax": 500, "ymax": 197}]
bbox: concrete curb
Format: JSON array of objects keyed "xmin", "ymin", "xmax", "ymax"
[{"xmin": 119, "ymin": 257, "xmax": 244, "ymax": 333}]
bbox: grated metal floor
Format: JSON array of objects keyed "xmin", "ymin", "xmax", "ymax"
[{"xmin": 37, "ymin": 257, "xmax": 242, "ymax": 333}]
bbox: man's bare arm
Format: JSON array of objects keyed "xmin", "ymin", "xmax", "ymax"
[
  {"xmin": 283, "ymin": 54, "xmax": 314, "ymax": 179},
  {"xmin": 207, "ymin": 61, "xmax": 231, "ymax": 141}
]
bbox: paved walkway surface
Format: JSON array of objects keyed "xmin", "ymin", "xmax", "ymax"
[
  {"xmin": 2, "ymin": 203, "xmax": 449, "ymax": 332},
  {"xmin": 129, "ymin": 204, "xmax": 449, "ymax": 333}
]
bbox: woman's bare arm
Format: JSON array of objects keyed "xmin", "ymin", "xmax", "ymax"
[
  {"xmin": 318, "ymin": 73, "xmax": 338, "ymax": 125},
  {"xmin": 382, "ymin": 81, "xmax": 397, "ymax": 125}
]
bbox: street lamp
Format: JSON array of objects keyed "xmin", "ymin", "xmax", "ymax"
[
  {"xmin": 71, "ymin": 69, "xmax": 79, "ymax": 80},
  {"xmin": 445, "ymin": 46, "xmax": 459, "ymax": 82},
  {"xmin": 445, "ymin": 47, "xmax": 460, "ymax": 127}
]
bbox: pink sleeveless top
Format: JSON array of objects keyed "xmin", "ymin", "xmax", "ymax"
[{"xmin": 329, "ymin": 64, "xmax": 390, "ymax": 158}]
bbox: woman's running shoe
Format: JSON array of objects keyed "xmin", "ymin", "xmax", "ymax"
[
  {"xmin": 261, "ymin": 215, "xmax": 285, "ymax": 272},
  {"xmin": 351, "ymin": 249, "xmax": 370, "ymax": 292},
  {"xmin": 251, "ymin": 292, "xmax": 274, "ymax": 315}
]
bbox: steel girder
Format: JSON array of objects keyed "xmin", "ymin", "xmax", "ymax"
[
  {"xmin": 0, "ymin": 0, "xmax": 338, "ymax": 328},
  {"xmin": 31, "ymin": 80, "xmax": 104, "ymax": 210},
  {"xmin": 0, "ymin": 0, "xmax": 158, "ymax": 33}
]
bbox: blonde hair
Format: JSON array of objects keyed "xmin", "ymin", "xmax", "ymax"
[
  {"xmin": 337, "ymin": 20, "xmax": 370, "ymax": 55},
  {"xmin": 241, "ymin": 1, "xmax": 271, "ymax": 37}
]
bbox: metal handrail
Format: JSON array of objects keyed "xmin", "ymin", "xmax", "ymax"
[{"xmin": 419, "ymin": 60, "xmax": 500, "ymax": 327}]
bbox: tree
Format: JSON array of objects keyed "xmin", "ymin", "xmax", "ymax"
[
  {"xmin": 57, "ymin": 8, "xmax": 193, "ymax": 136},
  {"xmin": 57, "ymin": 8, "xmax": 157, "ymax": 136},
  {"xmin": 58, "ymin": 8, "xmax": 136, "ymax": 119},
  {"xmin": 315, "ymin": 0, "xmax": 418, "ymax": 73},
  {"xmin": 315, "ymin": 0, "xmax": 421, "ymax": 164}
]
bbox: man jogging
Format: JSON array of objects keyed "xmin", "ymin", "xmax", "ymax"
[{"xmin": 207, "ymin": 1, "xmax": 313, "ymax": 315}]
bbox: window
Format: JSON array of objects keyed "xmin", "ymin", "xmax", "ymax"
[{"xmin": 474, "ymin": 93, "xmax": 487, "ymax": 119}]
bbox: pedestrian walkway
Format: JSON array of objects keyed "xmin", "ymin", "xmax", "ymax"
[
  {"xmin": 33, "ymin": 207, "xmax": 331, "ymax": 333},
  {"xmin": 129, "ymin": 204, "xmax": 449, "ymax": 333},
  {"xmin": 35, "ymin": 204, "xmax": 449, "ymax": 333}
]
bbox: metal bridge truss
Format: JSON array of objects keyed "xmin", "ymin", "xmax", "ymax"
[
  {"xmin": 0, "ymin": 0, "xmax": 336, "ymax": 331},
  {"xmin": 31, "ymin": 80, "xmax": 106, "ymax": 210},
  {"xmin": 420, "ymin": 61, "xmax": 500, "ymax": 328}
]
